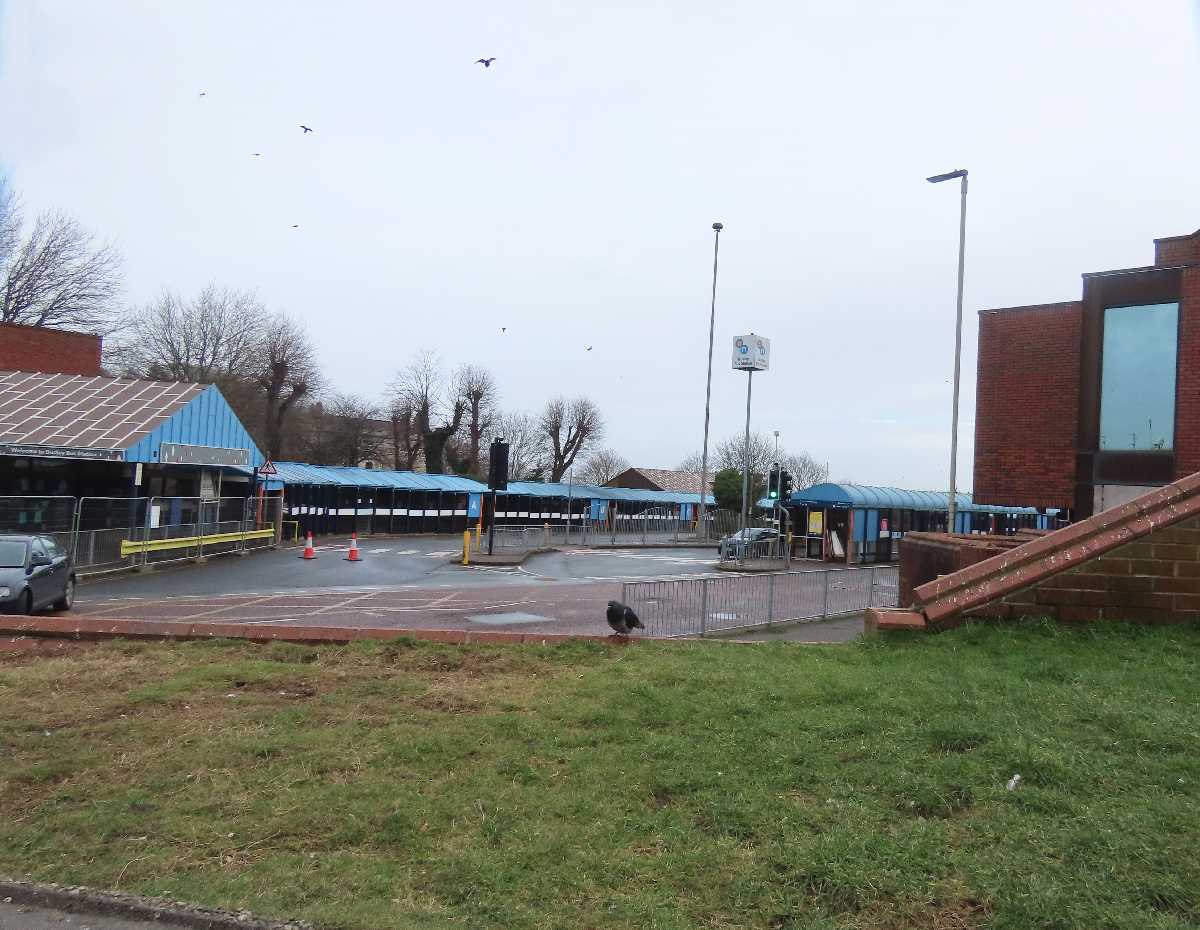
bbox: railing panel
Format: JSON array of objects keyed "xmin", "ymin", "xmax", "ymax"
[{"xmin": 622, "ymin": 565, "xmax": 899, "ymax": 638}]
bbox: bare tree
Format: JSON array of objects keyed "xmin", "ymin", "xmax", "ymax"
[
  {"xmin": 676, "ymin": 450, "xmax": 704, "ymax": 472},
  {"xmin": 538, "ymin": 396, "xmax": 604, "ymax": 482},
  {"xmin": 387, "ymin": 400, "xmax": 423, "ymax": 471},
  {"xmin": 1, "ymin": 202, "xmax": 122, "ymax": 331},
  {"xmin": 393, "ymin": 352, "xmax": 464, "ymax": 475},
  {"xmin": 258, "ymin": 314, "xmax": 320, "ymax": 461},
  {"xmin": 781, "ymin": 451, "xmax": 829, "ymax": 491},
  {"xmin": 577, "ymin": 448, "xmax": 629, "ymax": 486},
  {"xmin": 713, "ymin": 432, "xmax": 778, "ymax": 479},
  {"xmin": 119, "ymin": 286, "xmax": 266, "ymax": 383},
  {"xmin": 300, "ymin": 394, "xmax": 384, "ymax": 466},
  {"xmin": 0, "ymin": 184, "xmax": 19, "ymax": 276},
  {"xmin": 490, "ymin": 411, "xmax": 545, "ymax": 481},
  {"xmin": 455, "ymin": 364, "xmax": 497, "ymax": 477}
]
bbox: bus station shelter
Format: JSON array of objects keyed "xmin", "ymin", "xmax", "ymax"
[
  {"xmin": 266, "ymin": 464, "xmax": 714, "ymax": 539},
  {"xmin": 786, "ymin": 483, "xmax": 1050, "ymax": 564}
]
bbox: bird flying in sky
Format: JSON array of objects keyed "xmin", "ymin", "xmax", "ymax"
[
  {"xmin": 500, "ymin": 326, "xmax": 507, "ymax": 333},
  {"xmin": 251, "ymin": 152, "xmax": 261, "ymax": 156},
  {"xmin": 586, "ymin": 346, "xmax": 593, "ymax": 351},
  {"xmin": 476, "ymin": 58, "xmax": 496, "ymax": 67},
  {"xmin": 198, "ymin": 91, "xmax": 206, "ymax": 97},
  {"xmin": 300, "ymin": 125, "xmax": 313, "ymax": 133},
  {"xmin": 291, "ymin": 224, "xmax": 299, "ymax": 228}
]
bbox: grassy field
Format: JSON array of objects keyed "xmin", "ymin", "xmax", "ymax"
[{"xmin": 2, "ymin": 624, "xmax": 1199, "ymax": 930}]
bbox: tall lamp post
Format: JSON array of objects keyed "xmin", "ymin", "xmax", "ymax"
[
  {"xmin": 927, "ymin": 168, "xmax": 968, "ymax": 534},
  {"xmin": 697, "ymin": 222, "xmax": 723, "ymax": 540}
]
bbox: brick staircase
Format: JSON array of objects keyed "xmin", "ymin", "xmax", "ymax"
[{"xmin": 867, "ymin": 471, "xmax": 1200, "ymax": 632}]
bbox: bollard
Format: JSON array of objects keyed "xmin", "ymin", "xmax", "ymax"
[{"xmin": 463, "ymin": 530, "xmax": 471, "ymax": 565}]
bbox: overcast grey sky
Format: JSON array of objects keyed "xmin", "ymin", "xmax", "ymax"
[{"xmin": 2, "ymin": 0, "xmax": 1199, "ymax": 490}]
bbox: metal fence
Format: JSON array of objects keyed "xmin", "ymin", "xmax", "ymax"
[
  {"xmin": 0, "ymin": 494, "xmax": 282, "ymax": 573},
  {"xmin": 620, "ymin": 564, "xmax": 899, "ymax": 638},
  {"xmin": 485, "ymin": 526, "xmax": 549, "ymax": 554}
]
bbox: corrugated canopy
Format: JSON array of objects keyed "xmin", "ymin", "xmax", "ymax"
[
  {"xmin": 265, "ymin": 463, "xmax": 714, "ymax": 504},
  {"xmin": 787, "ymin": 482, "xmax": 1039, "ymax": 514}
]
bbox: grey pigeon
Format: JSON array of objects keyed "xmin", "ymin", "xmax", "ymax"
[
  {"xmin": 606, "ymin": 600, "xmax": 643, "ymax": 635},
  {"xmin": 476, "ymin": 57, "xmax": 496, "ymax": 67}
]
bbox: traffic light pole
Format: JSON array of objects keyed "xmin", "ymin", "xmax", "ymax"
[{"xmin": 487, "ymin": 490, "xmax": 496, "ymax": 555}]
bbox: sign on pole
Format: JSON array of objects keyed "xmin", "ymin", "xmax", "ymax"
[
  {"xmin": 732, "ymin": 334, "xmax": 770, "ymax": 371},
  {"xmin": 258, "ymin": 459, "xmax": 278, "ymax": 476}
]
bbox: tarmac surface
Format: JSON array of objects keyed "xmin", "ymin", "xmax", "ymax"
[
  {"xmin": 0, "ymin": 899, "xmax": 189, "ymax": 930},
  {"xmin": 62, "ymin": 538, "xmax": 868, "ymax": 642}
]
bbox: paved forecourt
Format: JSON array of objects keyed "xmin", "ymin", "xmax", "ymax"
[{"xmin": 54, "ymin": 540, "xmax": 864, "ymax": 642}]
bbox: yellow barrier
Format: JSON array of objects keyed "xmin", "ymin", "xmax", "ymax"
[
  {"xmin": 462, "ymin": 530, "xmax": 471, "ymax": 565},
  {"xmin": 282, "ymin": 520, "xmax": 300, "ymax": 542},
  {"xmin": 120, "ymin": 528, "xmax": 277, "ymax": 558}
]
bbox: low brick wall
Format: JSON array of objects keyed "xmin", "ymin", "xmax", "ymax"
[
  {"xmin": 969, "ymin": 514, "xmax": 1200, "ymax": 624},
  {"xmin": 898, "ymin": 532, "xmax": 1033, "ymax": 606}
]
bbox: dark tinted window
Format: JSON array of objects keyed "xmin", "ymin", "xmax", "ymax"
[
  {"xmin": 0, "ymin": 540, "xmax": 28, "ymax": 568},
  {"xmin": 42, "ymin": 537, "xmax": 61, "ymax": 558},
  {"xmin": 30, "ymin": 539, "xmax": 47, "ymax": 562}
]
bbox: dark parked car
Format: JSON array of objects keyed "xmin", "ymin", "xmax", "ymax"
[
  {"xmin": 0, "ymin": 535, "xmax": 76, "ymax": 615},
  {"xmin": 717, "ymin": 526, "xmax": 776, "ymax": 559}
]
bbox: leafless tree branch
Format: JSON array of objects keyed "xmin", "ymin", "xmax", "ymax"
[{"xmin": 0, "ymin": 205, "xmax": 122, "ymax": 332}]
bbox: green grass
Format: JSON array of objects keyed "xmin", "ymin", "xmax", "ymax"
[{"xmin": 2, "ymin": 623, "xmax": 1200, "ymax": 929}]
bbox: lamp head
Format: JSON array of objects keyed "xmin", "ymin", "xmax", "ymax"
[{"xmin": 927, "ymin": 169, "xmax": 968, "ymax": 184}]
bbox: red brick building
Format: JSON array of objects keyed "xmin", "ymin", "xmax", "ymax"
[
  {"xmin": 0, "ymin": 323, "xmax": 103, "ymax": 377},
  {"xmin": 975, "ymin": 227, "xmax": 1200, "ymax": 519}
]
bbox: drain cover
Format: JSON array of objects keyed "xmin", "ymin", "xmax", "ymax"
[{"xmin": 469, "ymin": 611, "xmax": 552, "ymax": 626}]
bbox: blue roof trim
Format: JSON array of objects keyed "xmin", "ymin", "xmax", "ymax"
[
  {"xmin": 267, "ymin": 463, "xmax": 714, "ymax": 505},
  {"xmin": 125, "ymin": 385, "xmax": 264, "ymax": 468},
  {"xmin": 786, "ymin": 482, "xmax": 1039, "ymax": 515}
]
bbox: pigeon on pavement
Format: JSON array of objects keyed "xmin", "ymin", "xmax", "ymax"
[{"xmin": 606, "ymin": 600, "xmax": 644, "ymax": 636}]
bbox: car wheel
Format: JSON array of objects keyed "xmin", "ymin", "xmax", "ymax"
[{"xmin": 53, "ymin": 578, "xmax": 75, "ymax": 612}]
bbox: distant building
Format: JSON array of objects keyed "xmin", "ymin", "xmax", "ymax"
[
  {"xmin": 606, "ymin": 467, "xmax": 711, "ymax": 496},
  {"xmin": 0, "ymin": 323, "xmax": 103, "ymax": 377},
  {"xmin": 975, "ymin": 226, "xmax": 1200, "ymax": 518}
]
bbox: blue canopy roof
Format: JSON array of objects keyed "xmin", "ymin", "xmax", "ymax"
[
  {"xmin": 264, "ymin": 463, "xmax": 714, "ymax": 505},
  {"xmin": 785, "ymin": 482, "xmax": 1039, "ymax": 515}
]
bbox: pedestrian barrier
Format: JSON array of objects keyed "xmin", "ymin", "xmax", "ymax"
[
  {"xmin": 120, "ymin": 528, "xmax": 276, "ymax": 557},
  {"xmin": 0, "ymin": 494, "xmax": 282, "ymax": 573},
  {"xmin": 620, "ymin": 564, "xmax": 899, "ymax": 638}
]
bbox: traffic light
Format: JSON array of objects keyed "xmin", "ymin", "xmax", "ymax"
[
  {"xmin": 779, "ymin": 468, "xmax": 794, "ymax": 501},
  {"xmin": 488, "ymin": 438, "xmax": 510, "ymax": 491},
  {"xmin": 768, "ymin": 463, "xmax": 780, "ymax": 500}
]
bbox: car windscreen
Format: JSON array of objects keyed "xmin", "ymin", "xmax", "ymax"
[{"xmin": 0, "ymin": 540, "xmax": 27, "ymax": 568}]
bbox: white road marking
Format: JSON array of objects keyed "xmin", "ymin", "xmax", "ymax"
[
  {"xmin": 245, "ymin": 618, "xmax": 297, "ymax": 625},
  {"xmin": 369, "ymin": 548, "xmax": 392, "ymax": 554}
]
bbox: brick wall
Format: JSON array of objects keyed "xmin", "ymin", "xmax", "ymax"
[
  {"xmin": 973, "ymin": 302, "xmax": 1081, "ymax": 509},
  {"xmin": 1174, "ymin": 266, "xmax": 1200, "ymax": 479},
  {"xmin": 1154, "ymin": 232, "xmax": 1200, "ymax": 266},
  {"xmin": 0, "ymin": 324, "xmax": 102, "ymax": 376},
  {"xmin": 969, "ymin": 514, "xmax": 1200, "ymax": 624},
  {"xmin": 899, "ymin": 533, "xmax": 1010, "ymax": 606}
]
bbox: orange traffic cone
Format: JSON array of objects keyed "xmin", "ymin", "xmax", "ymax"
[
  {"xmin": 345, "ymin": 532, "xmax": 362, "ymax": 562},
  {"xmin": 300, "ymin": 531, "xmax": 317, "ymax": 560}
]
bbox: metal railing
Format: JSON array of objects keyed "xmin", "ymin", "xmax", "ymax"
[
  {"xmin": 620, "ymin": 564, "xmax": 899, "ymax": 638},
  {"xmin": 484, "ymin": 526, "xmax": 548, "ymax": 554},
  {"xmin": 0, "ymin": 494, "xmax": 282, "ymax": 573}
]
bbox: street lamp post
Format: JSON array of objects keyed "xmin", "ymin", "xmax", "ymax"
[
  {"xmin": 927, "ymin": 168, "xmax": 968, "ymax": 534},
  {"xmin": 697, "ymin": 222, "xmax": 723, "ymax": 540}
]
